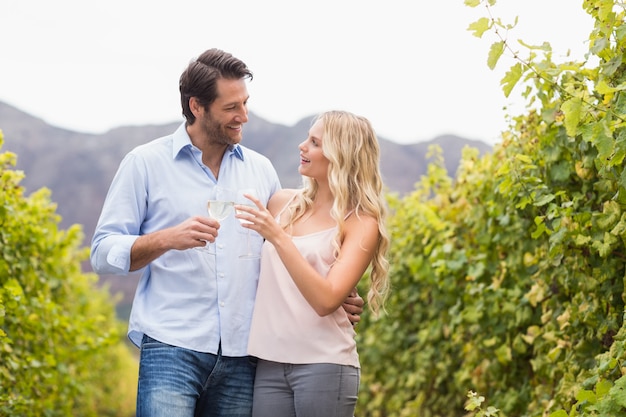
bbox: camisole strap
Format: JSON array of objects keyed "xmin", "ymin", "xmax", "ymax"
[{"xmin": 275, "ymin": 190, "xmax": 300, "ymax": 221}]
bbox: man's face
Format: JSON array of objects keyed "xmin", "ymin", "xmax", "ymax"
[{"xmin": 202, "ymin": 77, "xmax": 250, "ymax": 146}]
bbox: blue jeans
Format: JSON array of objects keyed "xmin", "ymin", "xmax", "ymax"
[{"xmin": 136, "ymin": 335, "xmax": 256, "ymax": 417}]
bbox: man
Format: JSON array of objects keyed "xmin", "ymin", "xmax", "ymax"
[{"xmin": 91, "ymin": 48, "xmax": 363, "ymax": 417}]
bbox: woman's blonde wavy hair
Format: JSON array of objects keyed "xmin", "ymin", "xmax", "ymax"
[{"xmin": 285, "ymin": 110, "xmax": 390, "ymax": 317}]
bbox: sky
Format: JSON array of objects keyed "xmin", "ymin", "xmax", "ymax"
[{"xmin": 0, "ymin": 1, "xmax": 593, "ymax": 145}]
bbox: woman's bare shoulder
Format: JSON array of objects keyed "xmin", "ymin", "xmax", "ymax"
[
  {"xmin": 268, "ymin": 189, "xmax": 301, "ymax": 214},
  {"xmin": 345, "ymin": 211, "xmax": 380, "ymax": 234}
]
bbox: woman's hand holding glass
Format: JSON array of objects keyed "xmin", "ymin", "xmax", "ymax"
[
  {"xmin": 234, "ymin": 191, "xmax": 285, "ymax": 256},
  {"xmin": 235, "ymin": 189, "xmax": 261, "ymax": 259}
]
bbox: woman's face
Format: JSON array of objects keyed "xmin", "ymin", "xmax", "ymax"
[{"xmin": 298, "ymin": 119, "xmax": 330, "ymax": 181}]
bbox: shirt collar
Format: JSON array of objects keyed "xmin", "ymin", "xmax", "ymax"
[
  {"xmin": 231, "ymin": 143, "xmax": 244, "ymax": 160},
  {"xmin": 172, "ymin": 122, "xmax": 191, "ymax": 158},
  {"xmin": 172, "ymin": 122, "xmax": 245, "ymax": 161}
]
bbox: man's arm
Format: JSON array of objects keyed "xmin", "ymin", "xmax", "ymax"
[{"xmin": 130, "ymin": 216, "xmax": 221, "ymax": 271}]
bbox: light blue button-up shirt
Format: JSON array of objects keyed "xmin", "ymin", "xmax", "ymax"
[{"xmin": 90, "ymin": 122, "xmax": 282, "ymax": 356}]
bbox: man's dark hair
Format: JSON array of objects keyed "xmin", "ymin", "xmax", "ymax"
[{"xmin": 179, "ymin": 48, "xmax": 254, "ymax": 124}]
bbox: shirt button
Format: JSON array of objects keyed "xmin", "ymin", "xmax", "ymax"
[
  {"xmin": 219, "ymin": 273, "xmax": 225, "ymax": 278},
  {"xmin": 220, "ymin": 302, "xmax": 225, "ymax": 307}
]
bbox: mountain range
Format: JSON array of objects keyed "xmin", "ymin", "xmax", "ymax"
[{"xmin": 0, "ymin": 101, "xmax": 493, "ymax": 315}]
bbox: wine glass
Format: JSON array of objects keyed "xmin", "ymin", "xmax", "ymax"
[
  {"xmin": 236, "ymin": 188, "xmax": 261, "ymax": 259},
  {"xmin": 199, "ymin": 199, "xmax": 233, "ymax": 255}
]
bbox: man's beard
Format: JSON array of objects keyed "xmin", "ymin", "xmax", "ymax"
[{"xmin": 202, "ymin": 113, "xmax": 239, "ymax": 146}]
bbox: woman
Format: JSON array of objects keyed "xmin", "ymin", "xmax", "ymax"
[{"xmin": 236, "ymin": 110, "xmax": 390, "ymax": 417}]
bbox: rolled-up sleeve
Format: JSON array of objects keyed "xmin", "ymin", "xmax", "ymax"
[
  {"xmin": 91, "ymin": 234, "xmax": 138, "ymax": 275},
  {"xmin": 91, "ymin": 152, "xmax": 146, "ymax": 276}
]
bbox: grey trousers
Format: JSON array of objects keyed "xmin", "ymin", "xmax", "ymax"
[{"xmin": 251, "ymin": 359, "xmax": 360, "ymax": 417}]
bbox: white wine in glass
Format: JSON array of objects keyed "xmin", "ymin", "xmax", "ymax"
[
  {"xmin": 208, "ymin": 200, "xmax": 233, "ymax": 222},
  {"xmin": 201, "ymin": 200, "xmax": 233, "ymax": 255}
]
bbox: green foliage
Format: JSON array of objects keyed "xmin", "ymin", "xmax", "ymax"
[
  {"xmin": 466, "ymin": 391, "xmax": 501, "ymax": 417},
  {"xmin": 356, "ymin": 1, "xmax": 626, "ymax": 416},
  {"xmin": 0, "ymin": 132, "xmax": 137, "ymax": 416}
]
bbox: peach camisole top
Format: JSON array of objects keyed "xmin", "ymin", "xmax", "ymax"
[{"xmin": 247, "ymin": 198, "xmax": 359, "ymax": 368}]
